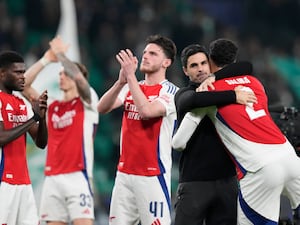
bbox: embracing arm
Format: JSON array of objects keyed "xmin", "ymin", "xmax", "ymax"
[
  {"xmin": 176, "ymin": 88, "xmax": 236, "ymax": 114},
  {"xmin": 172, "ymin": 109, "xmax": 207, "ymax": 150}
]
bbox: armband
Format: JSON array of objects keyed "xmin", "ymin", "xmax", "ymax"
[{"xmin": 40, "ymin": 57, "xmax": 50, "ymax": 67}]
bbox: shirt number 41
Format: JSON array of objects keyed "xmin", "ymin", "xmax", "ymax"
[{"xmin": 149, "ymin": 201, "xmax": 164, "ymax": 217}]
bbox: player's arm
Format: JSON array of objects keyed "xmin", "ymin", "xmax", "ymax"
[
  {"xmin": 172, "ymin": 108, "xmax": 207, "ymax": 150},
  {"xmin": 23, "ymin": 49, "xmax": 57, "ymax": 100},
  {"xmin": 97, "ymin": 68, "xmax": 126, "ymax": 114},
  {"xmin": 0, "ymin": 94, "xmax": 47, "ymax": 148},
  {"xmin": 126, "ymin": 74, "xmax": 166, "ymax": 119},
  {"xmin": 28, "ymin": 90, "xmax": 48, "ymax": 148},
  {"xmin": 178, "ymin": 87, "xmax": 256, "ymax": 115},
  {"xmin": 0, "ymin": 120, "xmax": 38, "ymax": 147},
  {"xmin": 49, "ymin": 36, "xmax": 92, "ymax": 104},
  {"xmin": 198, "ymin": 61, "xmax": 254, "ymax": 91},
  {"xmin": 116, "ymin": 49, "xmax": 166, "ymax": 119},
  {"xmin": 177, "ymin": 88, "xmax": 236, "ymax": 114}
]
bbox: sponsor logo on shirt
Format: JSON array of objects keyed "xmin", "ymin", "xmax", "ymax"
[
  {"xmin": 7, "ymin": 113, "xmax": 27, "ymax": 123},
  {"xmin": 125, "ymin": 95, "xmax": 158, "ymax": 120},
  {"xmin": 51, "ymin": 110, "xmax": 76, "ymax": 129}
]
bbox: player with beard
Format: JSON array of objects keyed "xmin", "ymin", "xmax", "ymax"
[{"xmin": 97, "ymin": 34, "xmax": 178, "ymax": 225}]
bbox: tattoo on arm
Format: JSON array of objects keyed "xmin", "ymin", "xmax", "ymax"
[
  {"xmin": 56, "ymin": 53, "xmax": 92, "ymax": 103},
  {"xmin": 56, "ymin": 53, "xmax": 79, "ymax": 79}
]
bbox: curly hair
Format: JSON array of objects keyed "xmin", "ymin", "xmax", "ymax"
[{"xmin": 0, "ymin": 51, "xmax": 24, "ymax": 69}]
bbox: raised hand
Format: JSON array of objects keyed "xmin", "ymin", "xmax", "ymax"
[
  {"xmin": 196, "ymin": 75, "xmax": 216, "ymax": 92},
  {"xmin": 31, "ymin": 90, "xmax": 48, "ymax": 121},
  {"xmin": 116, "ymin": 49, "xmax": 138, "ymax": 79},
  {"xmin": 43, "ymin": 49, "xmax": 58, "ymax": 63},
  {"xmin": 49, "ymin": 36, "xmax": 69, "ymax": 56}
]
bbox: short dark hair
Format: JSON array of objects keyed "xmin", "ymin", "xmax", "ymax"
[
  {"xmin": 209, "ymin": 38, "xmax": 238, "ymax": 67},
  {"xmin": 74, "ymin": 62, "xmax": 88, "ymax": 79},
  {"xmin": 146, "ymin": 34, "xmax": 177, "ymax": 64},
  {"xmin": 0, "ymin": 51, "xmax": 24, "ymax": 69},
  {"xmin": 181, "ymin": 44, "xmax": 208, "ymax": 68}
]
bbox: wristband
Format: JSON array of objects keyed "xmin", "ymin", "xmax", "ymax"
[
  {"xmin": 32, "ymin": 112, "xmax": 41, "ymax": 122},
  {"xmin": 40, "ymin": 57, "xmax": 50, "ymax": 67}
]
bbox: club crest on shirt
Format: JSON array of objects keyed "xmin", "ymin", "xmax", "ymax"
[{"xmin": 19, "ymin": 104, "xmax": 26, "ymax": 111}]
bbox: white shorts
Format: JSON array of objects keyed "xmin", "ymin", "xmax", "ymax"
[
  {"xmin": 109, "ymin": 171, "xmax": 171, "ymax": 225},
  {"xmin": 0, "ymin": 182, "xmax": 39, "ymax": 225},
  {"xmin": 39, "ymin": 171, "xmax": 94, "ymax": 222},
  {"xmin": 238, "ymin": 152, "xmax": 300, "ymax": 224}
]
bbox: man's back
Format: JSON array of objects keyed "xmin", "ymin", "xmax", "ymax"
[{"xmin": 212, "ymin": 74, "xmax": 294, "ymax": 173}]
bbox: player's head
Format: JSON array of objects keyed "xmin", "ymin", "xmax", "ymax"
[
  {"xmin": 0, "ymin": 51, "xmax": 25, "ymax": 92},
  {"xmin": 0, "ymin": 51, "xmax": 24, "ymax": 68},
  {"xmin": 180, "ymin": 44, "xmax": 211, "ymax": 84},
  {"xmin": 140, "ymin": 34, "xmax": 177, "ymax": 74},
  {"xmin": 209, "ymin": 38, "xmax": 238, "ymax": 68},
  {"xmin": 181, "ymin": 44, "xmax": 208, "ymax": 68},
  {"xmin": 146, "ymin": 34, "xmax": 177, "ymax": 64}
]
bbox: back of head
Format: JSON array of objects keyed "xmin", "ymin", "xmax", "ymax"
[
  {"xmin": 146, "ymin": 34, "xmax": 177, "ymax": 64},
  {"xmin": 209, "ymin": 38, "xmax": 238, "ymax": 68},
  {"xmin": 74, "ymin": 62, "xmax": 89, "ymax": 79},
  {"xmin": 181, "ymin": 44, "xmax": 208, "ymax": 68},
  {"xmin": 0, "ymin": 51, "xmax": 24, "ymax": 69}
]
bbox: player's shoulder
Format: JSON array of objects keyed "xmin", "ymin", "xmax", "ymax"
[
  {"xmin": 161, "ymin": 80, "xmax": 179, "ymax": 95},
  {"xmin": 90, "ymin": 87, "xmax": 99, "ymax": 101}
]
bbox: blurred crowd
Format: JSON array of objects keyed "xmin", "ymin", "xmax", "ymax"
[{"xmin": 2, "ymin": 0, "xmax": 300, "ymax": 222}]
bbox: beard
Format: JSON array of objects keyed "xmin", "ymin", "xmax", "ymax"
[{"xmin": 140, "ymin": 64, "xmax": 160, "ymax": 74}]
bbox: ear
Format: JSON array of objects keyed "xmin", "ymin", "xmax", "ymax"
[
  {"xmin": 0, "ymin": 69, "xmax": 5, "ymax": 79},
  {"xmin": 162, "ymin": 58, "xmax": 172, "ymax": 69},
  {"xmin": 182, "ymin": 66, "xmax": 189, "ymax": 77}
]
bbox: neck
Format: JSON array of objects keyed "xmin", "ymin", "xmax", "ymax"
[
  {"xmin": 63, "ymin": 88, "xmax": 79, "ymax": 102},
  {"xmin": 210, "ymin": 64, "xmax": 223, "ymax": 73},
  {"xmin": 144, "ymin": 71, "xmax": 166, "ymax": 85}
]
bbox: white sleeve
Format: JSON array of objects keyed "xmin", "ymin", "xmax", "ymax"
[
  {"xmin": 117, "ymin": 84, "xmax": 129, "ymax": 104},
  {"xmin": 172, "ymin": 110, "xmax": 206, "ymax": 151}
]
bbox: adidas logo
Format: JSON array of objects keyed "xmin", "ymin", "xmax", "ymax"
[
  {"xmin": 82, "ymin": 208, "xmax": 91, "ymax": 215},
  {"xmin": 5, "ymin": 103, "xmax": 13, "ymax": 111},
  {"xmin": 151, "ymin": 218, "xmax": 161, "ymax": 225}
]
